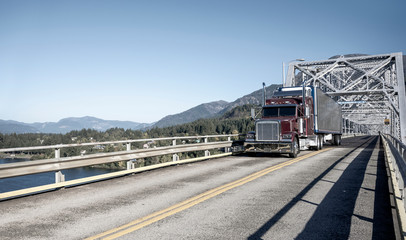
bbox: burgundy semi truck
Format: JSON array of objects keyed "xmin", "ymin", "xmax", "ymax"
[{"xmin": 242, "ymin": 86, "xmax": 342, "ymax": 158}]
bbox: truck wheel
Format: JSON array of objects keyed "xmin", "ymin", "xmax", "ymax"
[
  {"xmin": 289, "ymin": 138, "xmax": 299, "ymax": 158},
  {"xmin": 319, "ymin": 136, "xmax": 324, "ymax": 149},
  {"xmin": 315, "ymin": 135, "xmax": 321, "ymax": 150},
  {"xmin": 334, "ymin": 135, "xmax": 341, "ymax": 145},
  {"xmin": 231, "ymin": 140, "xmax": 245, "ymax": 155}
]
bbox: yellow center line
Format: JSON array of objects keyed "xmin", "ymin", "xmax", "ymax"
[{"xmin": 86, "ymin": 148, "xmax": 331, "ymax": 240}]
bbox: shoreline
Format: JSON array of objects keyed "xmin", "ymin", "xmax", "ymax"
[{"xmin": 0, "ymin": 154, "xmax": 32, "ymax": 160}]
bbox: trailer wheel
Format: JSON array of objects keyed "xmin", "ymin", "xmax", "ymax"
[{"xmin": 289, "ymin": 138, "xmax": 299, "ymax": 158}]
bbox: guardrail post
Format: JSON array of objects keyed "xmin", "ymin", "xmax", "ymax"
[
  {"xmin": 55, "ymin": 148, "xmax": 60, "ymax": 158},
  {"xmin": 228, "ymin": 136, "xmax": 231, "ymax": 141},
  {"xmin": 126, "ymin": 143, "xmax": 131, "ymax": 151},
  {"xmin": 205, "ymin": 150, "xmax": 210, "ymax": 157},
  {"xmin": 172, "ymin": 139, "xmax": 176, "ymax": 146},
  {"xmin": 127, "ymin": 159, "xmax": 137, "ymax": 170},
  {"xmin": 55, "ymin": 171, "xmax": 65, "ymax": 183},
  {"xmin": 204, "ymin": 137, "xmax": 208, "ymax": 143},
  {"xmin": 400, "ymin": 177, "xmax": 405, "ymax": 201},
  {"xmin": 397, "ymin": 166, "xmax": 400, "ymax": 184},
  {"xmin": 173, "ymin": 154, "xmax": 179, "ymax": 161}
]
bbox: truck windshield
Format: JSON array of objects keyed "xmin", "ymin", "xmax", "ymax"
[{"xmin": 263, "ymin": 107, "xmax": 296, "ymax": 117}]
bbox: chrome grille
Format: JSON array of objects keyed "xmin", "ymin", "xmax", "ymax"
[{"xmin": 256, "ymin": 121, "xmax": 279, "ymax": 141}]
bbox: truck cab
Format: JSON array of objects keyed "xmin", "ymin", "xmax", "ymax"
[{"xmin": 244, "ymin": 97, "xmax": 305, "ymax": 158}]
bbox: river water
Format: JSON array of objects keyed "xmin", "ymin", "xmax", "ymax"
[{"xmin": 0, "ymin": 158, "xmax": 119, "ymax": 193}]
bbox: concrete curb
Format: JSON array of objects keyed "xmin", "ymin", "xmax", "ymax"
[{"xmin": 382, "ymin": 136, "xmax": 406, "ymax": 239}]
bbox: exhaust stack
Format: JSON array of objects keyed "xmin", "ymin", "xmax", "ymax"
[{"xmin": 262, "ymin": 82, "xmax": 266, "ymax": 106}]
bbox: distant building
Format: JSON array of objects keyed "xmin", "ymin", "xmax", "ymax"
[{"xmin": 93, "ymin": 145, "xmax": 105, "ymax": 150}]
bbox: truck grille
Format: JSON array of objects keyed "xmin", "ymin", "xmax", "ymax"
[{"xmin": 256, "ymin": 121, "xmax": 280, "ymax": 141}]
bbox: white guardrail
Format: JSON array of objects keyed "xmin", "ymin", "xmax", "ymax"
[
  {"xmin": 381, "ymin": 134, "xmax": 406, "ymax": 237},
  {"xmin": 0, "ymin": 134, "xmax": 239, "ymax": 200}
]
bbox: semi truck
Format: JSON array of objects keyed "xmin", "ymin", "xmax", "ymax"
[{"xmin": 241, "ymin": 86, "xmax": 342, "ymax": 158}]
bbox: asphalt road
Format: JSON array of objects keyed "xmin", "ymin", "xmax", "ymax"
[{"xmin": 0, "ymin": 136, "xmax": 396, "ymax": 239}]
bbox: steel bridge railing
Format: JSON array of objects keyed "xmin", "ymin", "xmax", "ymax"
[
  {"xmin": 381, "ymin": 133, "xmax": 406, "ymax": 234},
  {"xmin": 0, "ymin": 134, "xmax": 238, "ymax": 157},
  {"xmin": 382, "ymin": 134, "xmax": 406, "ymax": 200},
  {"xmin": 0, "ymin": 134, "xmax": 239, "ymax": 198}
]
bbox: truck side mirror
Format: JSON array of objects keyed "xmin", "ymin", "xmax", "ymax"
[{"xmin": 251, "ymin": 108, "xmax": 256, "ymax": 120}]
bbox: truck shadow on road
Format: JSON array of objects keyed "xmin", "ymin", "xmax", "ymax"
[{"xmin": 247, "ymin": 136, "xmax": 395, "ymax": 240}]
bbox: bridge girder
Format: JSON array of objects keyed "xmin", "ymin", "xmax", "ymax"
[{"xmin": 285, "ymin": 52, "xmax": 406, "ymax": 142}]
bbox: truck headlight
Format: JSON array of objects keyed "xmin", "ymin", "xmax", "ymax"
[
  {"xmin": 282, "ymin": 133, "xmax": 292, "ymax": 139},
  {"xmin": 246, "ymin": 132, "xmax": 255, "ymax": 141}
]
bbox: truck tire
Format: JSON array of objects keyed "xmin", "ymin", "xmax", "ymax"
[
  {"xmin": 315, "ymin": 135, "xmax": 320, "ymax": 150},
  {"xmin": 231, "ymin": 140, "xmax": 245, "ymax": 155},
  {"xmin": 289, "ymin": 138, "xmax": 299, "ymax": 158},
  {"xmin": 316, "ymin": 135, "xmax": 323, "ymax": 150},
  {"xmin": 334, "ymin": 135, "xmax": 341, "ymax": 146},
  {"xmin": 319, "ymin": 135, "xmax": 324, "ymax": 149}
]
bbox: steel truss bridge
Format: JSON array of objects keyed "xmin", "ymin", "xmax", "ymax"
[{"xmin": 286, "ymin": 52, "xmax": 406, "ymax": 142}]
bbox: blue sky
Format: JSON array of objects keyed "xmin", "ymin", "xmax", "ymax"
[{"xmin": 1, "ymin": 0, "xmax": 405, "ymax": 123}]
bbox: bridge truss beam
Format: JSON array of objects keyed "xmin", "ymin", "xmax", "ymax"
[{"xmin": 285, "ymin": 52, "xmax": 406, "ymax": 142}]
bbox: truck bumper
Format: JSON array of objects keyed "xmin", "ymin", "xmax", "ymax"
[{"xmin": 244, "ymin": 141, "xmax": 292, "ymax": 153}]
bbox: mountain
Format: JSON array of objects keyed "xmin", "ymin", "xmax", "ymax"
[
  {"xmin": 29, "ymin": 116, "xmax": 152, "ymax": 133},
  {"xmin": 0, "ymin": 117, "xmax": 153, "ymax": 134},
  {"xmin": 151, "ymin": 84, "xmax": 282, "ymax": 128},
  {"xmin": 0, "ymin": 120, "xmax": 40, "ymax": 134},
  {"xmin": 218, "ymin": 84, "xmax": 281, "ymax": 115},
  {"xmin": 153, "ymin": 100, "xmax": 229, "ymax": 128}
]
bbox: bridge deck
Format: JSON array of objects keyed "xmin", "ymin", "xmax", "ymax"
[{"xmin": 0, "ymin": 136, "xmax": 397, "ymax": 239}]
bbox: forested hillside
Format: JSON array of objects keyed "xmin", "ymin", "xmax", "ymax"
[{"xmin": 0, "ymin": 104, "xmax": 258, "ymax": 161}]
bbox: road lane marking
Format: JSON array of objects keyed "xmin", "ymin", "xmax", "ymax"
[{"xmin": 86, "ymin": 148, "xmax": 332, "ymax": 240}]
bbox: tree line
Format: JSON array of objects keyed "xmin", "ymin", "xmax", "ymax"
[{"xmin": 0, "ymin": 104, "xmax": 257, "ymax": 163}]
